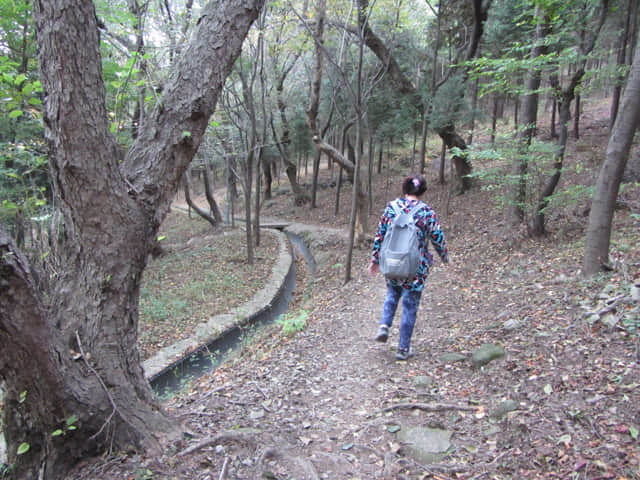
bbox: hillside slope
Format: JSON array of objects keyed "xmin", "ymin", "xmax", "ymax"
[{"xmin": 71, "ymin": 106, "xmax": 639, "ymax": 480}]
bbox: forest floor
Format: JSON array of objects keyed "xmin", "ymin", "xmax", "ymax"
[{"xmin": 71, "ymin": 104, "xmax": 639, "ymax": 480}]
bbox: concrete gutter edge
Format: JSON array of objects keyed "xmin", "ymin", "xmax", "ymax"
[{"xmin": 142, "ymin": 228, "xmax": 293, "ymax": 382}]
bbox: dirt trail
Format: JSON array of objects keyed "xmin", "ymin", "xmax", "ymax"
[{"xmin": 77, "ymin": 186, "xmax": 639, "ymax": 479}]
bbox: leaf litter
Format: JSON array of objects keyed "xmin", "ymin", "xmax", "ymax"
[{"xmin": 70, "ymin": 109, "xmax": 640, "ymax": 479}]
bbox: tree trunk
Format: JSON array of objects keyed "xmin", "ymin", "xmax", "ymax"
[
  {"xmin": 262, "ymin": 156, "xmax": 273, "ymax": 200},
  {"xmin": 609, "ymin": 0, "xmax": 632, "ymax": 129},
  {"xmin": 583, "ymin": 26, "xmax": 640, "ymax": 276},
  {"xmin": 439, "ymin": 140, "xmax": 447, "ymax": 184},
  {"xmin": 311, "ymin": 148, "xmax": 322, "ymax": 208},
  {"xmin": 530, "ymin": 92, "xmax": 571, "ymax": 235},
  {"xmin": 183, "ymin": 171, "xmax": 220, "ymax": 228},
  {"xmin": 468, "ymin": 74, "xmax": 480, "ymax": 144},
  {"xmin": 203, "ymin": 165, "xmax": 224, "ymax": 224},
  {"xmin": 0, "ymin": 1, "xmax": 264, "ymax": 478},
  {"xmin": 490, "ymin": 95, "xmax": 499, "ymax": 145},
  {"xmin": 306, "ymin": 0, "xmax": 327, "ymax": 211},
  {"xmin": 530, "ymin": 3, "xmax": 607, "ymax": 235},
  {"xmin": 418, "ymin": 112, "xmax": 429, "ymax": 174},
  {"xmin": 273, "ymin": 66, "xmax": 308, "ymax": 206},
  {"xmin": 573, "ymin": 94, "xmax": 581, "ymax": 139},
  {"xmin": 510, "ymin": 5, "xmax": 553, "ymax": 224}
]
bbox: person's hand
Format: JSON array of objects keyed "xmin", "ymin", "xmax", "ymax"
[{"xmin": 367, "ymin": 262, "xmax": 380, "ymax": 276}]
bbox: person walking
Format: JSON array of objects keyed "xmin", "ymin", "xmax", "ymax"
[{"xmin": 367, "ymin": 174, "xmax": 449, "ymax": 360}]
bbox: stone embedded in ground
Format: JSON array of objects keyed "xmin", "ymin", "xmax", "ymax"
[
  {"xmin": 439, "ymin": 352, "xmax": 467, "ymax": 364},
  {"xmin": 489, "ymin": 399, "xmax": 518, "ymax": 420},
  {"xmin": 470, "ymin": 344, "xmax": 505, "ymax": 367},
  {"xmin": 600, "ymin": 312, "xmax": 619, "ymax": 329},
  {"xmin": 412, "ymin": 375, "xmax": 433, "ymax": 388},
  {"xmin": 502, "ymin": 319, "xmax": 523, "ymax": 331},
  {"xmin": 396, "ymin": 426, "xmax": 453, "ymax": 464}
]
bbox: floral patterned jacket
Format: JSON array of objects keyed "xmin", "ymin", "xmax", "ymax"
[{"xmin": 371, "ymin": 197, "xmax": 449, "ymax": 292}]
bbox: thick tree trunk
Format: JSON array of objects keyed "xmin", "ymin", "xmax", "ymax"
[
  {"xmin": 583, "ymin": 27, "xmax": 640, "ymax": 276},
  {"xmin": 0, "ymin": 0, "xmax": 264, "ymax": 478}
]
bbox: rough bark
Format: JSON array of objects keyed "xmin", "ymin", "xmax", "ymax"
[
  {"xmin": 0, "ymin": 0, "xmax": 264, "ymax": 478},
  {"xmin": 583, "ymin": 26, "xmax": 640, "ymax": 276}
]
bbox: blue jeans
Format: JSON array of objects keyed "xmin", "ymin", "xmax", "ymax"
[{"xmin": 380, "ymin": 285, "xmax": 422, "ymax": 351}]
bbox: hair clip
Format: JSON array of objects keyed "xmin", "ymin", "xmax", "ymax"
[{"xmin": 412, "ymin": 178, "xmax": 421, "ymax": 188}]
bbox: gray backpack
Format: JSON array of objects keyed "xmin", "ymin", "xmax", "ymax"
[{"xmin": 379, "ymin": 201, "xmax": 424, "ymax": 280}]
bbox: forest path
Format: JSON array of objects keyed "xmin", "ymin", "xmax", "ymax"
[
  {"xmin": 74, "ymin": 111, "xmax": 640, "ymax": 478},
  {"xmin": 143, "ymin": 201, "xmax": 637, "ymax": 479},
  {"xmin": 159, "ymin": 167, "xmax": 639, "ymax": 479}
]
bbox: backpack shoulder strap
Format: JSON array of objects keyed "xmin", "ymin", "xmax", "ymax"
[
  {"xmin": 389, "ymin": 199, "xmax": 403, "ymax": 218},
  {"xmin": 408, "ymin": 201, "xmax": 425, "ymax": 217}
]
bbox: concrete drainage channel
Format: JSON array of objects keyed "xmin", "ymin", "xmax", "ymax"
[
  {"xmin": 147, "ymin": 227, "xmax": 316, "ymax": 398},
  {"xmin": 0, "ymin": 228, "xmax": 316, "ymax": 463}
]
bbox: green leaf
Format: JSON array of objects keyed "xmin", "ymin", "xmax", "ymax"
[
  {"xmin": 66, "ymin": 414, "xmax": 78, "ymax": 426},
  {"xmin": 19, "ymin": 390, "xmax": 27, "ymax": 403},
  {"xmin": 630, "ymin": 425, "xmax": 639, "ymax": 440},
  {"xmin": 52, "ymin": 429, "xmax": 64, "ymax": 437},
  {"xmin": 9, "ymin": 109, "xmax": 23, "ymax": 118},
  {"xmin": 17, "ymin": 442, "xmax": 30, "ymax": 454}
]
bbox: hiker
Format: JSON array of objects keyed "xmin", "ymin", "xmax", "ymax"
[{"xmin": 367, "ymin": 174, "xmax": 449, "ymax": 360}]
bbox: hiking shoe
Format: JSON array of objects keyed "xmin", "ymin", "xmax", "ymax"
[
  {"xmin": 395, "ymin": 348, "xmax": 414, "ymax": 361},
  {"xmin": 375, "ymin": 325, "xmax": 389, "ymax": 343}
]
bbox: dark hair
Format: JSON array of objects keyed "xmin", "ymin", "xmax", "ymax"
[{"xmin": 402, "ymin": 175, "xmax": 427, "ymax": 196}]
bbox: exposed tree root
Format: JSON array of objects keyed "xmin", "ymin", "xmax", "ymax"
[
  {"xmin": 177, "ymin": 430, "xmax": 258, "ymax": 457},
  {"xmin": 380, "ymin": 402, "xmax": 480, "ymax": 414}
]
